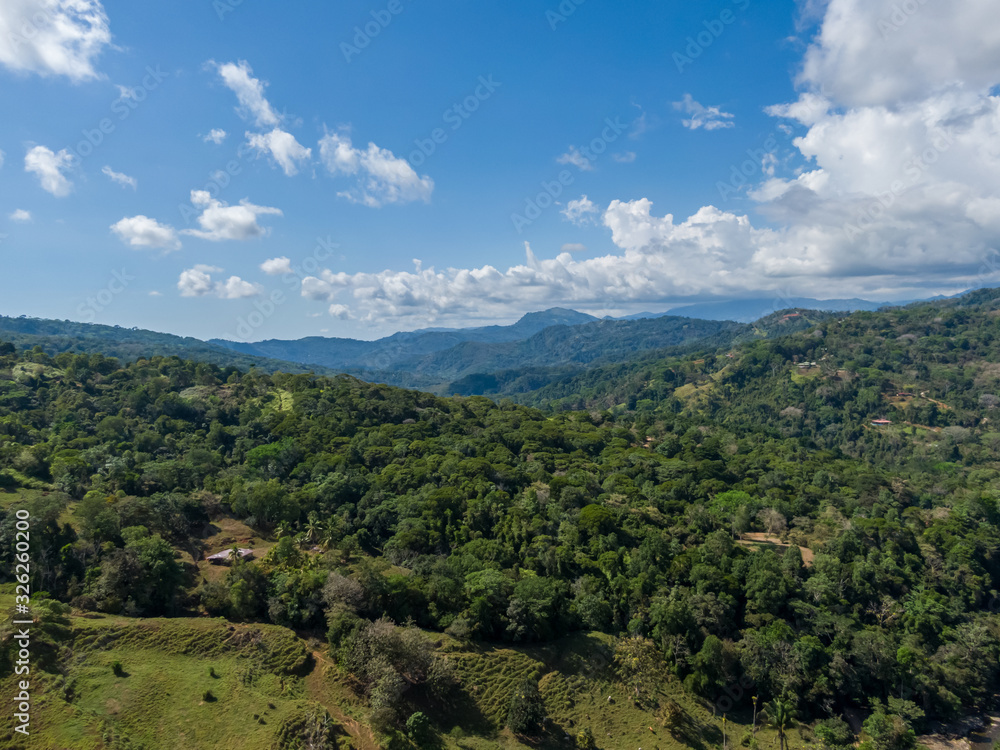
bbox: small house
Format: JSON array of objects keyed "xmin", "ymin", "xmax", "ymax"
[{"xmin": 207, "ymin": 548, "xmax": 255, "ymax": 565}]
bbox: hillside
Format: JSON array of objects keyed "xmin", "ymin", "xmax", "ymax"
[
  {"xmin": 1, "ymin": 293, "xmax": 1000, "ymax": 747},
  {"xmin": 0, "ymin": 316, "xmax": 342, "ymax": 377},
  {"xmin": 210, "ymin": 308, "xmax": 599, "ymax": 373}
]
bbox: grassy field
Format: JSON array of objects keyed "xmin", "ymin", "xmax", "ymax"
[{"xmin": 0, "ymin": 586, "xmax": 821, "ymax": 750}]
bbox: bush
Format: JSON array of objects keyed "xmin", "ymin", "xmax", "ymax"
[
  {"xmin": 406, "ymin": 711, "xmax": 432, "ymax": 744},
  {"xmin": 111, "ymin": 661, "xmax": 125, "ymax": 677},
  {"xmin": 506, "ymin": 676, "xmax": 544, "ymax": 735},
  {"xmin": 202, "ymin": 690, "xmax": 216, "ymax": 702}
]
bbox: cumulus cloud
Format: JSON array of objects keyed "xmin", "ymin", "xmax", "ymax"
[
  {"xmin": 24, "ymin": 145, "xmax": 73, "ymax": 196},
  {"xmin": 203, "ymin": 128, "xmax": 227, "ymax": 144},
  {"xmin": 246, "ymin": 128, "xmax": 312, "ymax": 176},
  {"xmin": 319, "ymin": 131, "xmax": 433, "ymax": 207},
  {"xmin": 102, "ymin": 165, "xmax": 137, "ymax": 190},
  {"xmin": 0, "ymin": 0, "xmax": 112, "ymax": 81},
  {"xmin": 799, "ymin": 0, "xmax": 1000, "ymax": 108},
  {"xmin": 293, "ymin": 202, "xmax": 767, "ymax": 324},
  {"xmin": 293, "ymin": 0, "xmax": 1000, "ymax": 327},
  {"xmin": 260, "ymin": 256, "xmax": 292, "ymax": 275},
  {"xmin": 211, "ymin": 61, "xmax": 315, "ymax": 178},
  {"xmin": 673, "ymin": 94, "xmax": 735, "ymax": 131},
  {"xmin": 561, "ymin": 195, "xmax": 599, "ymax": 225},
  {"xmin": 556, "ymin": 146, "xmax": 593, "ymax": 171},
  {"xmin": 110, "ymin": 215, "xmax": 180, "ymax": 250},
  {"xmin": 9, "ymin": 209, "xmax": 31, "ymax": 222},
  {"xmin": 181, "ymin": 190, "xmax": 282, "ymax": 241},
  {"xmin": 178, "ymin": 264, "xmax": 262, "ymax": 299},
  {"xmin": 213, "ymin": 60, "xmax": 280, "ymax": 127}
]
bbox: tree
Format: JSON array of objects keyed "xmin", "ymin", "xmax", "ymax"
[
  {"xmin": 614, "ymin": 636, "xmax": 662, "ymax": 706},
  {"xmin": 405, "ymin": 712, "xmax": 432, "ymax": 744},
  {"xmin": 507, "ymin": 675, "xmax": 544, "ymax": 735},
  {"xmin": 815, "ymin": 717, "xmax": 855, "ymax": 750},
  {"xmin": 767, "ymin": 697, "xmax": 795, "ymax": 750}
]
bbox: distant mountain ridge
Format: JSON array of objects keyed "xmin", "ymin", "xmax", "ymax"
[
  {"xmin": 0, "ymin": 316, "xmax": 342, "ymax": 377},
  {"xmin": 210, "ymin": 307, "xmax": 598, "ymax": 372},
  {"xmin": 659, "ymin": 296, "xmax": 892, "ymax": 323},
  {"xmin": 0, "ymin": 290, "xmax": 980, "ymax": 395}
]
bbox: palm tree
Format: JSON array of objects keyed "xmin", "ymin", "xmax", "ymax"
[
  {"xmin": 275, "ymin": 520, "xmax": 293, "ymax": 539},
  {"xmin": 303, "ymin": 513, "xmax": 324, "ymax": 545},
  {"xmin": 320, "ymin": 525, "xmax": 339, "ymax": 552},
  {"xmin": 767, "ymin": 697, "xmax": 795, "ymax": 750}
]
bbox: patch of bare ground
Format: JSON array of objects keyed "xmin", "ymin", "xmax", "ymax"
[{"xmin": 736, "ymin": 532, "xmax": 815, "ymax": 566}]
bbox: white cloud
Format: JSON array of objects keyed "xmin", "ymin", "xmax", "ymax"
[
  {"xmin": 319, "ymin": 131, "xmax": 433, "ymax": 207},
  {"xmin": 800, "ymin": 0, "xmax": 1000, "ymax": 108},
  {"xmin": 24, "ymin": 145, "xmax": 73, "ymax": 196},
  {"xmin": 203, "ymin": 128, "xmax": 227, "ymax": 144},
  {"xmin": 180, "ymin": 190, "xmax": 282, "ymax": 241},
  {"xmin": 260, "ymin": 256, "xmax": 292, "ymax": 275},
  {"xmin": 213, "ymin": 60, "xmax": 280, "ymax": 127},
  {"xmin": 0, "ymin": 0, "xmax": 111, "ymax": 81},
  {"xmin": 246, "ymin": 128, "xmax": 312, "ymax": 176},
  {"xmin": 0, "ymin": 149, "xmax": 4, "ymax": 168},
  {"xmin": 613, "ymin": 151, "xmax": 637, "ymax": 164},
  {"xmin": 178, "ymin": 264, "xmax": 262, "ymax": 299},
  {"xmin": 110, "ymin": 215, "xmax": 180, "ymax": 250},
  {"xmin": 561, "ymin": 195, "xmax": 599, "ymax": 225},
  {"xmin": 9, "ymin": 209, "xmax": 31, "ymax": 222},
  {"xmin": 556, "ymin": 146, "xmax": 593, "ymax": 171},
  {"xmin": 102, "ymin": 165, "xmax": 137, "ymax": 190},
  {"xmin": 292, "ymin": 0, "xmax": 1000, "ymax": 327},
  {"xmin": 561, "ymin": 243, "xmax": 587, "ymax": 253},
  {"xmin": 673, "ymin": 94, "xmax": 735, "ymax": 131},
  {"xmin": 328, "ymin": 304, "xmax": 352, "ymax": 320}
]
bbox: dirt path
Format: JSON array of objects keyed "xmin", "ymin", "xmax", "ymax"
[
  {"xmin": 920, "ymin": 391, "xmax": 953, "ymax": 410},
  {"xmin": 737, "ymin": 532, "xmax": 815, "ymax": 566},
  {"xmin": 305, "ymin": 650, "xmax": 381, "ymax": 750}
]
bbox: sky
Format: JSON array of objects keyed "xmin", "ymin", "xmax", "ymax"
[{"xmin": 1, "ymin": 0, "xmax": 999, "ymax": 342}]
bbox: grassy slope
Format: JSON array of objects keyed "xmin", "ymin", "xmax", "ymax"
[{"xmin": 0, "ymin": 583, "xmax": 809, "ymax": 750}]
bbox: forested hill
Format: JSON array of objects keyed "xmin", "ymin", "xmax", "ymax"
[
  {"xmin": 0, "ymin": 315, "xmax": 342, "ymax": 377},
  {"xmin": 213, "ymin": 312, "xmax": 742, "ymax": 390},
  {"xmin": 210, "ymin": 307, "xmax": 599, "ymax": 371},
  {"xmin": 1, "ymin": 290, "xmax": 999, "ymax": 747}
]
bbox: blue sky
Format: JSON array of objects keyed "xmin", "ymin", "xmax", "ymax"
[{"xmin": 2, "ymin": 0, "xmax": 999, "ymax": 341}]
